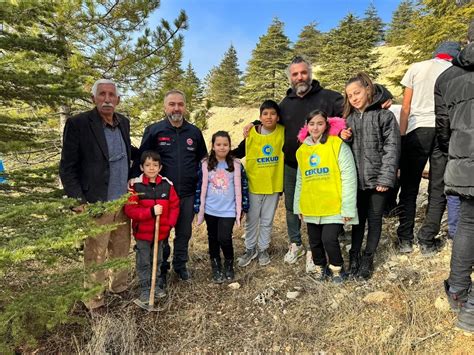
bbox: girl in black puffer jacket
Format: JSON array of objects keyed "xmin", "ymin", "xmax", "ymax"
[{"xmin": 340, "ymin": 72, "xmax": 401, "ymax": 280}]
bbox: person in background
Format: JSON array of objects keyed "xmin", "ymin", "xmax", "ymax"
[
  {"xmin": 397, "ymin": 41, "xmax": 461, "ymax": 255},
  {"xmin": 436, "ymin": 20, "xmax": 474, "ymax": 333}
]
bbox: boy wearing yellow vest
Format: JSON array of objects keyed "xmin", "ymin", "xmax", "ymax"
[
  {"xmin": 294, "ymin": 110, "xmax": 358, "ymax": 283},
  {"xmin": 232, "ymin": 100, "xmax": 284, "ymax": 267}
]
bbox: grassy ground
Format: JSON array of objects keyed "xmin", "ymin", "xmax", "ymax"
[
  {"xmin": 34, "ymin": 107, "xmax": 473, "ymax": 353},
  {"xmin": 40, "ymin": 186, "xmax": 473, "ymax": 353}
]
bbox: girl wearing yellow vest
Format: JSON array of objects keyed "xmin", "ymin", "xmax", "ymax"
[
  {"xmin": 294, "ymin": 110, "xmax": 358, "ymax": 283},
  {"xmin": 232, "ymin": 100, "xmax": 284, "ymax": 267}
]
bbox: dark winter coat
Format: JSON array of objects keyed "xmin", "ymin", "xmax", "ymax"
[
  {"xmin": 344, "ymin": 85, "xmax": 401, "ymax": 190},
  {"xmin": 124, "ymin": 174, "xmax": 180, "ymax": 242},
  {"xmin": 279, "ymin": 80, "xmax": 344, "ymax": 168},
  {"xmin": 132, "ymin": 118, "xmax": 207, "ymax": 198},
  {"xmin": 435, "ymin": 42, "xmax": 474, "ymax": 197},
  {"xmin": 59, "ymin": 108, "xmax": 132, "ymax": 203}
]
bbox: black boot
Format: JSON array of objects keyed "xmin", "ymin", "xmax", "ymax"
[
  {"xmin": 211, "ymin": 258, "xmax": 224, "ymax": 284},
  {"xmin": 224, "ymin": 259, "xmax": 235, "ymax": 281},
  {"xmin": 349, "ymin": 251, "xmax": 360, "ymax": 276},
  {"xmin": 357, "ymin": 253, "xmax": 374, "ymax": 280}
]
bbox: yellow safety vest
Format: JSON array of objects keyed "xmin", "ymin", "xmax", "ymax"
[
  {"xmin": 245, "ymin": 124, "xmax": 284, "ymax": 194},
  {"xmin": 296, "ymin": 136, "xmax": 343, "ymax": 216}
]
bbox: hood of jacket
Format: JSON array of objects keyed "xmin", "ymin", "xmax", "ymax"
[
  {"xmin": 365, "ymin": 84, "xmax": 388, "ymax": 112},
  {"xmin": 286, "ymin": 80, "xmax": 323, "ymax": 98},
  {"xmin": 454, "ymin": 42, "xmax": 474, "ymax": 70}
]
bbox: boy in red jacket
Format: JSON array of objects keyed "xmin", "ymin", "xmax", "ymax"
[{"xmin": 125, "ymin": 151, "xmax": 180, "ymax": 301}]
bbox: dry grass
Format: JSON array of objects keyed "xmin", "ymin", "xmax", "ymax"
[
  {"xmin": 39, "ymin": 185, "xmax": 474, "ymax": 354},
  {"xmin": 35, "ymin": 113, "xmax": 473, "ymax": 353}
]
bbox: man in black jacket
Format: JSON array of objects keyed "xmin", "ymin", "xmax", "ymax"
[
  {"xmin": 436, "ymin": 20, "xmax": 474, "ymax": 333},
  {"xmin": 60, "ymin": 79, "xmax": 132, "ymax": 310},
  {"xmin": 279, "ymin": 56, "xmax": 345, "ymax": 265},
  {"xmin": 133, "ymin": 90, "xmax": 207, "ymax": 282}
]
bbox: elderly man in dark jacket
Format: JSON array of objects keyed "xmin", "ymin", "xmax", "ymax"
[
  {"xmin": 60, "ymin": 79, "xmax": 132, "ymax": 310},
  {"xmin": 436, "ymin": 20, "xmax": 474, "ymax": 333}
]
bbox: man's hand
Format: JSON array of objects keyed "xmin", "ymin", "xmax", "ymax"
[
  {"xmin": 71, "ymin": 204, "xmax": 86, "ymax": 213},
  {"xmin": 381, "ymin": 99, "xmax": 393, "ymax": 109},
  {"xmin": 342, "ymin": 216, "xmax": 352, "ymax": 223},
  {"xmin": 340, "ymin": 127, "xmax": 352, "ymax": 140},
  {"xmin": 376, "ymin": 185, "xmax": 388, "ymax": 192},
  {"xmin": 243, "ymin": 123, "xmax": 254, "ymax": 138},
  {"xmin": 154, "ymin": 204, "xmax": 163, "ymax": 215}
]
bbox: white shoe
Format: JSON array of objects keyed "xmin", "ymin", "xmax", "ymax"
[
  {"xmin": 305, "ymin": 251, "xmax": 317, "ymax": 273},
  {"xmin": 284, "ymin": 243, "xmax": 305, "ymax": 264}
]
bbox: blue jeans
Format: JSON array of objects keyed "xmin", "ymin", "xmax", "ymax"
[
  {"xmin": 448, "ymin": 197, "xmax": 474, "ymax": 292},
  {"xmin": 447, "ymin": 195, "xmax": 460, "ymax": 238},
  {"xmin": 284, "ymin": 164, "xmax": 302, "ymax": 245}
]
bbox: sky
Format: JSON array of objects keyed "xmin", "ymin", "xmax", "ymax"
[{"xmin": 152, "ymin": 0, "xmax": 403, "ymax": 79}]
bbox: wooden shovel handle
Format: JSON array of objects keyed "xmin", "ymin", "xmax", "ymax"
[{"xmin": 149, "ymin": 214, "xmax": 160, "ymax": 306}]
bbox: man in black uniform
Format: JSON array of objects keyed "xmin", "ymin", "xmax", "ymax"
[{"xmin": 133, "ymin": 90, "xmax": 207, "ymax": 282}]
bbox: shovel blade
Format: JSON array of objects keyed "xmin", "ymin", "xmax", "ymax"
[{"xmin": 133, "ymin": 298, "xmax": 161, "ymax": 312}]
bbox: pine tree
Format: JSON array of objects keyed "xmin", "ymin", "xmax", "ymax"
[
  {"xmin": 241, "ymin": 18, "xmax": 292, "ymax": 105},
  {"xmin": 405, "ymin": 0, "xmax": 474, "ymax": 61},
  {"xmin": 183, "ymin": 62, "xmax": 203, "ymax": 113},
  {"xmin": 363, "ymin": 2, "xmax": 385, "ymax": 44},
  {"xmin": 206, "ymin": 44, "xmax": 241, "ymax": 107},
  {"xmin": 293, "ymin": 22, "xmax": 325, "ymax": 65},
  {"xmin": 0, "ymin": 1, "xmax": 188, "ymax": 351},
  {"xmin": 385, "ymin": 0, "xmax": 416, "ymax": 45},
  {"xmin": 318, "ymin": 13, "xmax": 380, "ymax": 93}
]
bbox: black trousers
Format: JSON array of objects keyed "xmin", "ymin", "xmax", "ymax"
[
  {"xmin": 397, "ymin": 127, "xmax": 439, "ymax": 242},
  {"xmin": 204, "ymin": 214, "xmax": 235, "ymax": 261},
  {"xmin": 417, "ymin": 142, "xmax": 448, "ymax": 245},
  {"xmin": 351, "ymin": 189, "xmax": 388, "ymax": 255},
  {"xmin": 161, "ymin": 195, "xmax": 194, "ymax": 273},
  {"xmin": 448, "ymin": 197, "xmax": 474, "ymax": 292},
  {"xmin": 307, "ymin": 223, "xmax": 343, "ymax": 266}
]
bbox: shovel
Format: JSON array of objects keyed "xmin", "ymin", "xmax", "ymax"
[{"xmin": 134, "ymin": 214, "xmax": 162, "ymax": 312}]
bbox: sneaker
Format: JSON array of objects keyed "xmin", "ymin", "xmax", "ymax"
[
  {"xmin": 284, "ymin": 243, "xmax": 305, "ymax": 264},
  {"xmin": 444, "ymin": 280, "xmax": 468, "ymax": 312},
  {"xmin": 238, "ymin": 248, "xmax": 258, "ymax": 267},
  {"xmin": 305, "ymin": 251, "xmax": 317, "ymax": 274},
  {"xmin": 328, "ymin": 264, "xmax": 348, "ymax": 284},
  {"xmin": 420, "ymin": 239, "xmax": 445, "ymax": 257},
  {"xmin": 312, "ymin": 264, "xmax": 330, "ymax": 281},
  {"xmin": 258, "ymin": 250, "xmax": 271, "ymax": 266},
  {"xmin": 457, "ymin": 305, "xmax": 474, "ymax": 333},
  {"xmin": 139, "ymin": 288, "xmax": 150, "ymax": 303},
  {"xmin": 399, "ymin": 240, "xmax": 413, "ymax": 254},
  {"xmin": 175, "ymin": 268, "xmax": 190, "ymax": 281},
  {"xmin": 155, "ymin": 286, "xmax": 167, "ymax": 299}
]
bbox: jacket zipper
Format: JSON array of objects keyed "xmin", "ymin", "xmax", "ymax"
[
  {"xmin": 176, "ymin": 128, "xmax": 181, "ymax": 194},
  {"xmin": 358, "ymin": 111, "xmax": 365, "ymax": 189}
]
